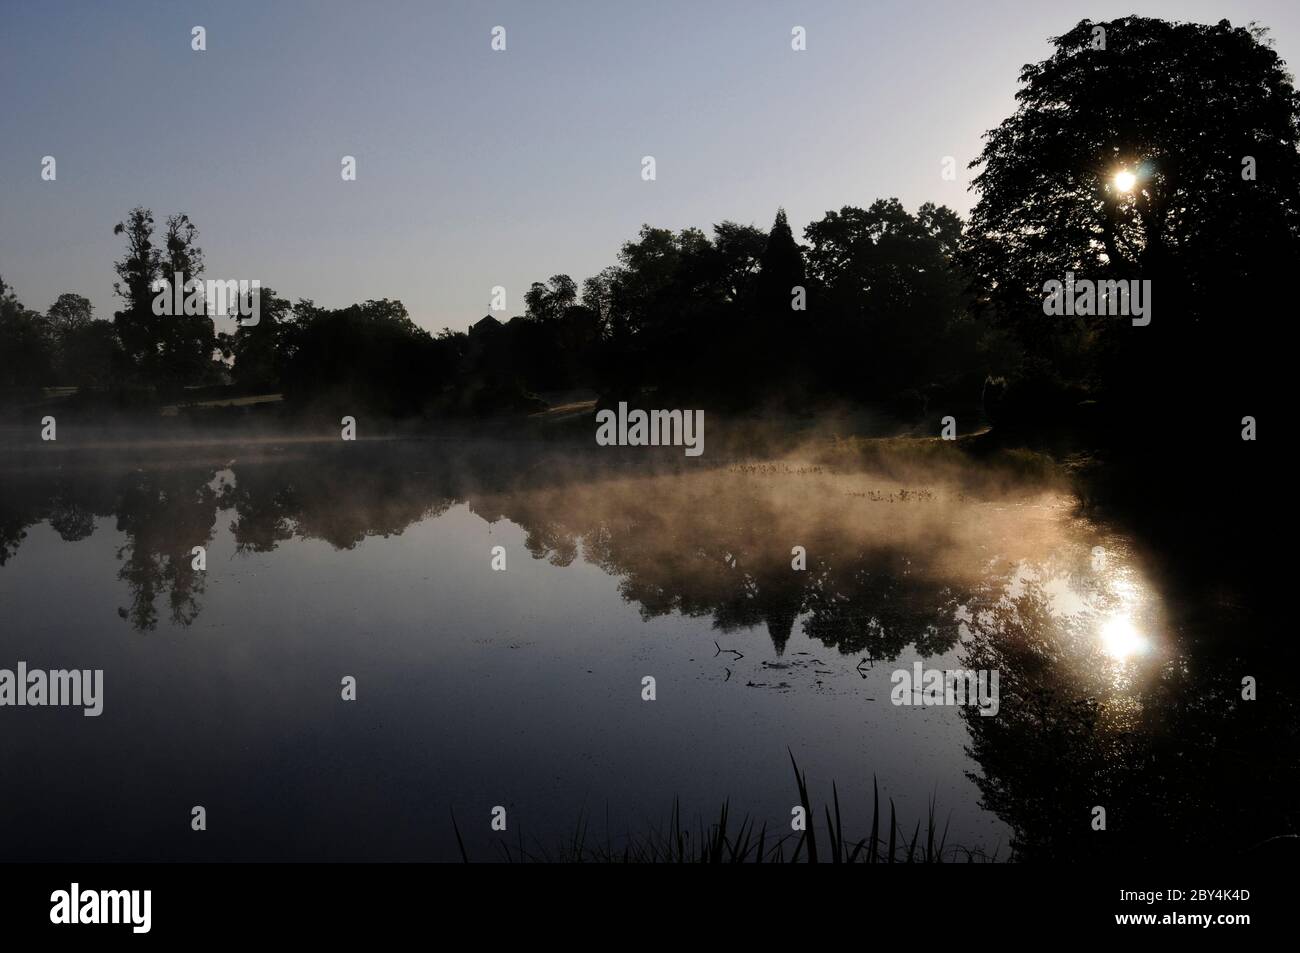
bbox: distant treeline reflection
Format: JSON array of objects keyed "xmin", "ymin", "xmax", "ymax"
[
  {"xmin": 2, "ymin": 444, "xmax": 1012, "ymax": 645},
  {"xmin": 1, "ymin": 443, "xmax": 1291, "ymax": 863}
]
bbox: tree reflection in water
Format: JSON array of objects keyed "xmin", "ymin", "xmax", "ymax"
[{"xmin": 0, "ymin": 440, "xmax": 1292, "ymax": 860}]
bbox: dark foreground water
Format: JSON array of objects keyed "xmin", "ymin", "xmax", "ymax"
[{"xmin": 0, "ymin": 437, "xmax": 1290, "ymax": 861}]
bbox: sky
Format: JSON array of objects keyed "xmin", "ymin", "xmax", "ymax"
[{"xmin": 3, "ymin": 0, "xmax": 1298, "ymax": 333}]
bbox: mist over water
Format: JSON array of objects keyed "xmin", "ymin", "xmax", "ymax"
[{"xmin": 0, "ymin": 436, "xmax": 1284, "ymax": 860}]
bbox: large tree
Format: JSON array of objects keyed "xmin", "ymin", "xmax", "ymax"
[
  {"xmin": 803, "ymin": 200, "xmax": 971, "ymax": 401},
  {"xmin": 964, "ymin": 17, "xmax": 1300, "ymax": 418},
  {"xmin": 112, "ymin": 208, "xmax": 218, "ymax": 392},
  {"xmin": 281, "ymin": 298, "xmax": 438, "ymax": 416}
]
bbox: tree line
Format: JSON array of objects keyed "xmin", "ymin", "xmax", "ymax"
[
  {"xmin": 0, "ymin": 199, "xmax": 1006, "ymax": 421},
  {"xmin": 3, "ymin": 17, "xmax": 1296, "ymax": 444}
]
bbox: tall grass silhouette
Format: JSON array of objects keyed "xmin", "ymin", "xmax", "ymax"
[{"xmin": 451, "ymin": 751, "xmax": 999, "ymax": 863}]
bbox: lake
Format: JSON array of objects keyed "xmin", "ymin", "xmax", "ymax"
[{"xmin": 0, "ymin": 435, "xmax": 1285, "ymax": 861}]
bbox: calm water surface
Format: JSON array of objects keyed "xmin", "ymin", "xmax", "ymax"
[{"xmin": 0, "ymin": 438, "xmax": 1283, "ymax": 860}]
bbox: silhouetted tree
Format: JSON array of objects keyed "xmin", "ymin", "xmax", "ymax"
[
  {"xmin": 744, "ymin": 208, "xmax": 809, "ymax": 400},
  {"xmin": 710, "ymin": 221, "xmax": 767, "ymax": 303},
  {"xmin": 281, "ymin": 298, "xmax": 439, "ymax": 416},
  {"xmin": 756, "ymin": 208, "xmax": 805, "ymax": 311},
  {"xmin": 49, "ymin": 294, "xmax": 116, "ymax": 388},
  {"xmin": 514, "ymin": 274, "xmax": 600, "ymax": 392},
  {"xmin": 46, "ymin": 293, "xmax": 94, "ymax": 335},
  {"xmin": 803, "ymin": 200, "xmax": 975, "ymax": 405},
  {"xmin": 524, "ymin": 275, "xmax": 578, "ymax": 323},
  {"xmin": 111, "ymin": 208, "xmax": 218, "ymax": 392},
  {"xmin": 965, "ymin": 17, "xmax": 1300, "ymax": 425},
  {"xmin": 0, "ymin": 276, "xmax": 54, "ymax": 392},
  {"xmin": 218, "ymin": 287, "xmax": 295, "ymax": 392}
]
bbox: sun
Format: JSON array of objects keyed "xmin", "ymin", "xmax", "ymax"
[{"xmin": 1113, "ymin": 169, "xmax": 1137, "ymax": 193}]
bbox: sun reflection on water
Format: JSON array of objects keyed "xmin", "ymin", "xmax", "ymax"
[{"xmin": 1099, "ymin": 614, "xmax": 1148, "ymax": 661}]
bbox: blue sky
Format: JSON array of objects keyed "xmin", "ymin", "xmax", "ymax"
[{"xmin": 3, "ymin": 0, "xmax": 1298, "ymax": 332}]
